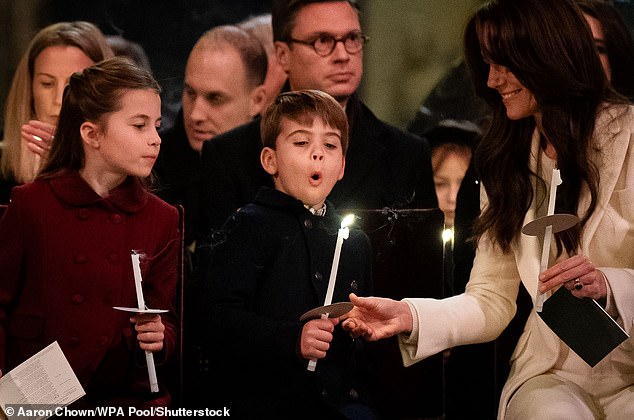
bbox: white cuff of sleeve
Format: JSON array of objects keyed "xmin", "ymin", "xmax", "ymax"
[
  {"xmin": 401, "ymin": 299, "xmax": 419, "ymax": 344},
  {"xmin": 601, "ymin": 270, "xmax": 617, "ymax": 318}
]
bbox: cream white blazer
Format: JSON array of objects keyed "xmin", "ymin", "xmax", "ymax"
[{"xmin": 398, "ymin": 104, "xmax": 634, "ymax": 419}]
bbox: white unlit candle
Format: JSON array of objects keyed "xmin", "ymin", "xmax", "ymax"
[
  {"xmin": 536, "ymin": 169, "xmax": 562, "ymax": 312},
  {"xmin": 131, "ymin": 252, "xmax": 146, "ymax": 309},
  {"xmin": 130, "ymin": 251, "xmax": 159, "ymax": 392}
]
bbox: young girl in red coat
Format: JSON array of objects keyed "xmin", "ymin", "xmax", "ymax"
[{"xmin": 0, "ymin": 57, "xmax": 179, "ymax": 409}]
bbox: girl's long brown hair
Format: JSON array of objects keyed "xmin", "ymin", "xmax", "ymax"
[{"xmin": 38, "ymin": 57, "xmax": 160, "ymax": 179}]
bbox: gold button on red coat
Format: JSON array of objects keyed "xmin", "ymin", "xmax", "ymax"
[{"xmin": 110, "ymin": 214, "xmax": 122, "ymax": 224}]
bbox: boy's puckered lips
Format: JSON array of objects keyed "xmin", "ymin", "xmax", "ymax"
[{"xmin": 309, "ymin": 171, "xmax": 323, "ymax": 186}]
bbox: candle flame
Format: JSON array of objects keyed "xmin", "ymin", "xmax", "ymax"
[
  {"xmin": 131, "ymin": 250, "xmax": 146, "ymax": 259},
  {"xmin": 442, "ymin": 228, "xmax": 454, "ymax": 244},
  {"xmin": 341, "ymin": 214, "xmax": 355, "ymax": 229}
]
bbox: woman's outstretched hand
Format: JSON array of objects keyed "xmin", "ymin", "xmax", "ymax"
[{"xmin": 342, "ymin": 293, "xmax": 413, "ymax": 341}]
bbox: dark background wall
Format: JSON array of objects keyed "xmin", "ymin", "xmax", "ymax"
[
  {"xmin": 1, "ymin": 0, "xmax": 273, "ymax": 131},
  {"xmin": 1, "ymin": 0, "xmax": 633, "ymax": 132}
]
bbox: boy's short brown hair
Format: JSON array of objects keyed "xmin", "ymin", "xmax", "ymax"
[
  {"xmin": 272, "ymin": 0, "xmax": 360, "ymax": 43},
  {"xmin": 260, "ymin": 89, "xmax": 349, "ymax": 154}
]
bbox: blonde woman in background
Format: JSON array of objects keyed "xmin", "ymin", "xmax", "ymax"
[{"xmin": 1, "ymin": 21, "xmax": 112, "ymax": 202}]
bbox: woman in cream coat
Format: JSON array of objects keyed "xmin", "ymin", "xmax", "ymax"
[{"xmin": 343, "ymin": 0, "xmax": 634, "ymax": 418}]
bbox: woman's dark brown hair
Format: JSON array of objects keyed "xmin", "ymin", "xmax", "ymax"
[
  {"xmin": 464, "ymin": 0, "xmax": 625, "ymax": 254},
  {"xmin": 575, "ymin": 0, "xmax": 634, "ymax": 100}
]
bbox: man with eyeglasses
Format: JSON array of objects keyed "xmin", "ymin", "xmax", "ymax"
[{"xmin": 197, "ymin": 0, "xmax": 438, "ymax": 237}]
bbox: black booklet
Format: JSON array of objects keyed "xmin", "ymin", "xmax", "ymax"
[{"xmin": 538, "ymin": 286, "xmax": 629, "ymax": 367}]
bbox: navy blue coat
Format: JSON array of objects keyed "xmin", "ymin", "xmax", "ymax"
[
  {"xmin": 204, "ymin": 187, "xmax": 374, "ymax": 419},
  {"xmin": 154, "ymin": 109, "xmax": 201, "ymax": 248}
]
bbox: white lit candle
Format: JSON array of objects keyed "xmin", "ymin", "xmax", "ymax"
[
  {"xmin": 130, "ymin": 251, "xmax": 159, "ymax": 392},
  {"xmin": 307, "ymin": 214, "xmax": 355, "ymax": 371},
  {"xmin": 323, "ymin": 214, "xmax": 355, "ymax": 306},
  {"xmin": 536, "ymin": 168, "xmax": 562, "ymax": 312}
]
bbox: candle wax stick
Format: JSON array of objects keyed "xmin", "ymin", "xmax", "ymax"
[
  {"xmin": 131, "ymin": 252, "xmax": 146, "ymax": 309},
  {"xmin": 130, "ymin": 251, "xmax": 159, "ymax": 392},
  {"xmin": 145, "ymin": 352, "xmax": 159, "ymax": 393},
  {"xmin": 307, "ymin": 215, "xmax": 354, "ymax": 372},
  {"xmin": 306, "ymin": 312, "xmax": 330, "ymax": 372},
  {"xmin": 536, "ymin": 169, "xmax": 562, "ymax": 312},
  {"xmin": 547, "ymin": 169, "xmax": 561, "ymax": 215},
  {"xmin": 536, "ymin": 225, "xmax": 552, "ymax": 312},
  {"xmin": 324, "ymin": 226, "xmax": 349, "ymax": 306}
]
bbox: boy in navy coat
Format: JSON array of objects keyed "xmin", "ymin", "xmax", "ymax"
[{"xmin": 204, "ymin": 90, "xmax": 375, "ymax": 419}]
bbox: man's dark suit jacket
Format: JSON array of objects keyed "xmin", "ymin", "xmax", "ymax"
[
  {"xmin": 154, "ymin": 109, "xmax": 201, "ymax": 247},
  {"xmin": 198, "ymin": 93, "xmax": 438, "ymax": 239}
]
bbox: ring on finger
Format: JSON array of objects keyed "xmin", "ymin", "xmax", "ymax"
[{"xmin": 573, "ymin": 278, "xmax": 583, "ymax": 290}]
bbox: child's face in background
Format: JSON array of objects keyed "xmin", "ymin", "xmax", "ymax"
[
  {"xmin": 583, "ymin": 13, "xmax": 611, "ymax": 81},
  {"xmin": 261, "ymin": 116, "xmax": 345, "ymax": 209},
  {"xmin": 432, "ymin": 145, "xmax": 471, "ymax": 227}
]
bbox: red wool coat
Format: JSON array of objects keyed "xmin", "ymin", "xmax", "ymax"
[{"xmin": 0, "ymin": 169, "xmax": 179, "ymax": 405}]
